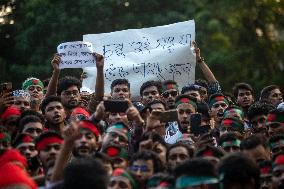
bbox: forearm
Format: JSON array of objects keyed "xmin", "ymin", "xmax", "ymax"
[
  {"xmin": 198, "ymin": 59, "xmax": 217, "ymax": 83},
  {"xmin": 51, "ymin": 141, "xmax": 73, "ymax": 182},
  {"xmin": 95, "ymin": 68, "xmax": 104, "ymax": 101},
  {"xmin": 46, "ymin": 70, "xmax": 60, "ymax": 97}
]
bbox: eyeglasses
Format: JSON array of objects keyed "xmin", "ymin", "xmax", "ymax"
[
  {"xmin": 129, "ymin": 165, "xmax": 149, "ymax": 172},
  {"xmin": 162, "ymin": 91, "xmax": 178, "ymax": 98},
  {"xmin": 62, "ymin": 90, "xmax": 79, "ymax": 97},
  {"xmin": 28, "ymin": 86, "xmax": 43, "ymax": 92}
]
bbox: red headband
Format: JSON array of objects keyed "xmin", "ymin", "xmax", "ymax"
[
  {"xmin": 260, "ymin": 166, "xmax": 271, "ymax": 174},
  {"xmin": 22, "ymin": 135, "xmax": 33, "ymax": 143},
  {"xmin": 275, "ymin": 155, "xmax": 284, "ymax": 166},
  {"xmin": 1, "ymin": 106, "xmax": 21, "ymax": 121},
  {"xmin": 71, "ymin": 107, "xmax": 90, "ymax": 118},
  {"xmin": 36, "ymin": 137, "xmax": 63, "ymax": 151},
  {"xmin": 202, "ymin": 149, "xmax": 214, "ymax": 157},
  {"xmin": 0, "ymin": 163, "xmax": 37, "ymax": 189},
  {"xmin": 79, "ymin": 121, "xmax": 100, "ymax": 138}
]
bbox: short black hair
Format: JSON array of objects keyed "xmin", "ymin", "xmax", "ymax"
[
  {"xmin": 110, "ymin": 79, "xmax": 130, "ymax": 91},
  {"xmin": 195, "ymin": 79, "xmax": 208, "ymax": 90},
  {"xmin": 19, "ymin": 115, "xmax": 43, "ymax": 132},
  {"xmin": 247, "ymin": 101, "xmax": 275, "ymax": 121},
  {"xmin": 181, "ymin": 84, "xmax": 202, "ymax": 95},
  {"xmin": 140, "ymin": 80, "xmax": 162, "ymax": 96},
  {"xmin": 240, "ymin": 134, "xmax": 267, "ymax": 150},
  {"xmin": 146, "ymin": 99, "xmax": 166, "ymax": 110},
  {"xmin": 92, "ymin": 151, "xmax": 112, "ymax": 164},
  {"xmin": 218, "ymin": 152, "xmax": 260, "ymax": 189},
  {"xmin": 40, "ymin": 95, "xmax": 62, "ymax": 114},
  {"xmin": 197, "ymin": 102, "xmax": 210, "ymax": 120},
  {"xmin": 19, "ymin": 110, "xmax": 45, "ymax": 124},
  {"xmin": 57, "ymin": 76, "xmax": 81, "ymax": 95},
  {"xmin": 63, "ymin": 158, "xmax": 108, "ymax": 189},
  {"xmin": 167, "ymin": 142, "xmax": 194, "ymax": 161},
  {"xmin": 232, "ymin": 83, "xmax": 254, "ymax": 99},
  {"xmin": 174, "ymin": 158, "xmax": 217, "ymax": 178},
  {"xmin": 130, "ymin": 150, "xmax": 163, "ymax": 173},
  {"xmin": 260, "ymin": 85, "xmax": 280, "ymax": 101}
]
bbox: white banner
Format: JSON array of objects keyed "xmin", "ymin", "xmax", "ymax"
[
  {"xmin": 83, "ymin": 20, "xmax": 196, "ymax": 96},
  {"xmin": 57, "ymin": 41, "xmax": 96, "ymax": 69}
]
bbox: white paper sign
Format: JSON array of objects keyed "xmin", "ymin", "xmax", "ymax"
[
  {"xmin": 83, "ymin": 20, "xmax": 196, "ymax": 96},
  {"xmin": 57, "ymin": 41, "xmax": 96, "ymax": 69}
]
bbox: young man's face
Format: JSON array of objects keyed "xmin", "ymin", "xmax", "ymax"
[
  {"xmin": 237, "ymin": 89, "xmax": 254, "ymax": 108},
  {"xmin": 268, "ymin": 88, "xmax": 283, "ymax": 107},
  {"xmin": 44, "ymin": 101, "xmax": 66, "ymax": 125},
  {"xmin": 129, "ymin": 159, "xmax": 154, "ymax": 184},
  {"xmin": 60, "ymin": 85, "xmax": 80, "ymax": 109},
  {"xmin": 39, "ymin": 143, "xmax": 61, "ymax": 167},
  {"xmin": 142, "ymin": 86, "xmax": 160, "ymax": 105},
  {"xmin": 16, "ymin": 142, "xmax": 38, "ymax": 160},
  {"xmin": 268, "ymin": 122, "xmax": 284, "ymax": 136},
  {"xmin": 162, "ymin": 89, "xmax": 178, "ymax": 109},
  {"xmin": 272, "ymin": 165, "xmax": 284, "ymax": 189},
  {"xmin": 153, "ymin": 143, "xmax": 167, "ymax": 165},
  {"xmin": 111, "ymin": 84, "xmax": 130, "ymax": 100},
  {"xmin": 210, "ymin": 101, "xmax": 228, "ymax": 123},
  {"xmin": 13, "ymin": 96, "xmax": 30, "ymax": 111},
  {"xmin": 22, "ymin": 122, "xmax": 43, "ymax": 138},
  {"xmin": 74, "ymin": 129, "xmax": 97, "ymax": 158},
  {"xmin": 250, "ymin": 114, "xmax": 267, "ymax": 134},
  {"xmin": 177, "ymin": 103, "xmax": 196, "ymax": 133},
  {"xmin": 167, "ymin": 146, "xmax": 189, "ymax": 171},
  {"xmin": 270, "ymin": 140, "xmax": 284, "ymax": 158},
  {"xmin": 242, "ymin": 145, "xmax": 270, "ymax": 163}
]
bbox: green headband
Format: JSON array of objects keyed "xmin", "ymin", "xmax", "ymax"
[
  {"xmin": 106, "ymin": 123, "xmax": 130, "ymax": 140},
  {"xmin": 209, "ymin": 95, "xmax": 229, "ymax": 108},
  {"xmin": 175, "ymin": 176, "xmax": 219, "ymax": 188},
  {"xmin": 175, "ymin": 97, "xmax": 197, "ymax": 109},
  {"xmin": 221, "ymin": 139, "xmax": 241, "ymax": 148},
  {"xmin": 162, "ymin": 83, "xmax": 179, "ymax": 92},
  {"xmin": 269, "ymin": 139, "xmax": 284, "ymax": 148},
  {"xmin": 22, "ymin": 77, "xmax": 44, "ymax": 90}
]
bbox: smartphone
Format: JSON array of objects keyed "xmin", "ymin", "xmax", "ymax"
[
  {"xmin": 159, "ymin": 110, "xmax": 178, "ymax": 123},
  {"xmin": 0, "ymin": 82, "xmax": 12, "ymax": 94},
  {"xmin": 104, "ymin": 100, "xmax": 129, "ymax": 113},
  {"xmin": 190, "ymin": 113, "xmax": 202, "ymax": 135}
]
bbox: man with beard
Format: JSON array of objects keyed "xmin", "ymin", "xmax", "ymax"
[
  {"xmin": 260, "ymin": 85, "xmax": 283, "ymax": 107},
  {"xmin": 73, "ymin": 120, "xmax": 100, "ymax": 158},
  {"xmin": 22, "ymin": 77, "xmax": 44, "ymax": 112},
  {"xmin": 161, "ymin": 80, "xmax": 179, "ymax": 110},
  {"xmin": 140, "ymin": 80, "xmax": 162, "ymax": 105},
  {"xmin": 233, "ymin": 83, "xmax": 255, "ymax": 115},
  {"xmin": 57, "ymin": 76, "xmax": 81, "ymax": 116},
  {"xmin": 175, "ymin": 94, "xmax": 197, "ymax": 135},
  {"xmin": 266, "ymin": 109, "xmax": 284, "ymax": 137},
  {"xmin": 208, "ymin": 93, "xmax": 230, "ymax": 140},
  {"xmin": 13, "ymin": 90, "xmax": 31, "ymax": 111},
  {"xmin": 101, "ymin": 122, "xmax": 129, "ymax": 151},
  {"xmin": 41, "ymin": 95, "xmax": 66, "ymax": 134},
  {"xmin": 34, "ymin": 131, "xmax": 63, "ymax": 169}
]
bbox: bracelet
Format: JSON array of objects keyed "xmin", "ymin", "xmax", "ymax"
[{"xmin": 197, "ymin": 57, "xmax": 205, "ymax": 63}]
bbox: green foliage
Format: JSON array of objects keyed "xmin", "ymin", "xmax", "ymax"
[{"xmin": 0, "ymin": 0, "xmax": 283, "ymax": 94}]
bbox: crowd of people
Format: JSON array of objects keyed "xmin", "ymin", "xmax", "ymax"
[{"xmin": 0, "ymin": 42, "xmax": 283, "ymax": 189}]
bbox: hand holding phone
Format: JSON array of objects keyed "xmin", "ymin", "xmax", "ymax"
[{"xmin": 104, "ymin": 100, "xmax": 129, "ymax": 113}]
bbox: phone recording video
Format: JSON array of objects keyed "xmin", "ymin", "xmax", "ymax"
[{"xmin": 104, "ymin": 100, "xmax": 129, "ymax": 113}]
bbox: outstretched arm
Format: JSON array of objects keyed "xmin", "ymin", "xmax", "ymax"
[
  {"xmin": 45, "ymin": 54, "xmax": 61, "ymax": 97},
  {"xmin": 193, "ymin": 41, "xmax": 217, "ymax": 83}
]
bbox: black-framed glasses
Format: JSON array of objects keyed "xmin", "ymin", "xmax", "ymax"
[{"xmin": 162, "ymin": 91, "xmax": 178, "ymax": 98}]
